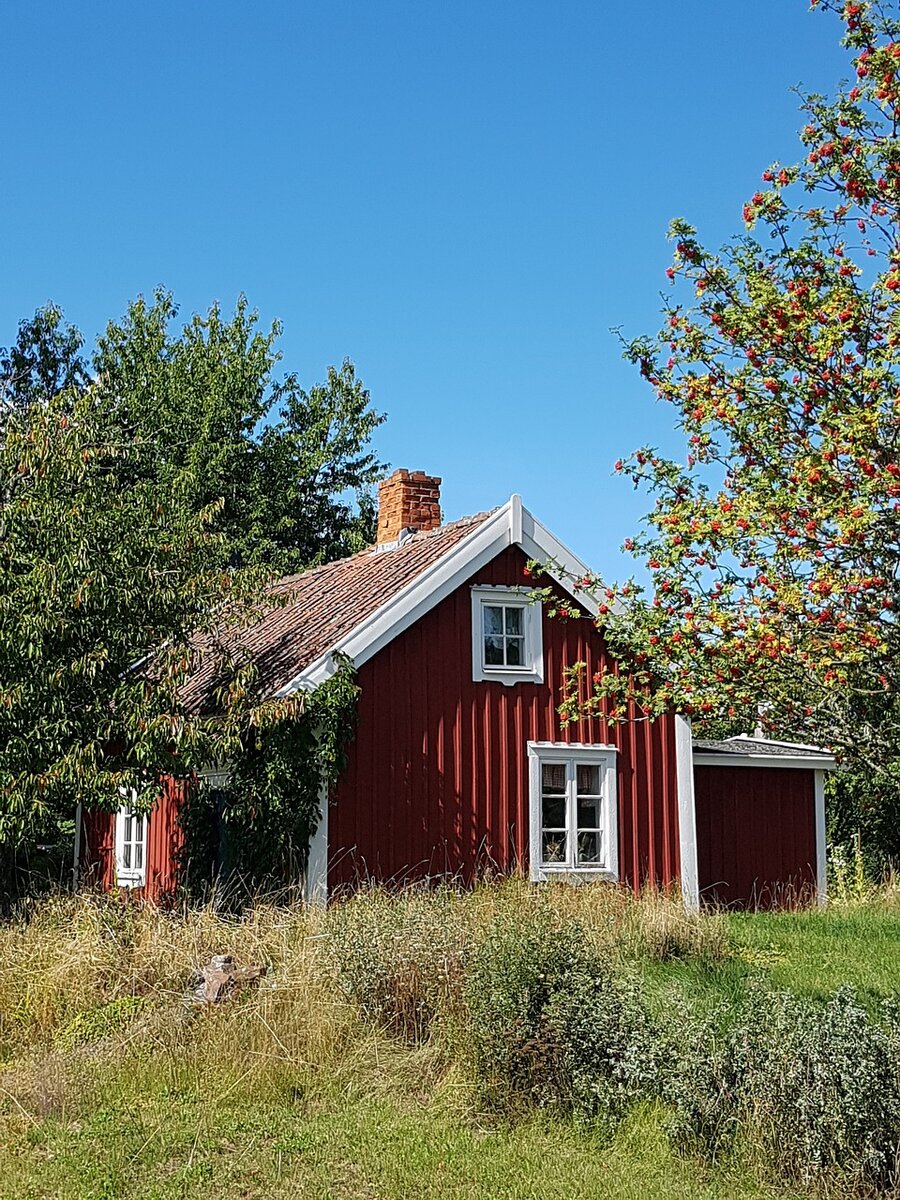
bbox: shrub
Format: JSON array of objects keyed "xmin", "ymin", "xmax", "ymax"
[
  {"xmin": 662, "ymin": 985, "xmax": 900, "ymax": 1191},
  {"xmin": 325, "ymin": 886, "xmax": 477, "ymax": 1042},
  {"xmin": 55, "ymin": 995, "xmax": 147, "ymax": 1052},
  {"xmin": 463, "ymin": 904, "xmax": 658, "ymax": 1127},
  {"xmin": 655, "ymin": 998, "xmax": 738, "ymax": 1158},
  {"xmin": 738, "ymin": 987, "xmax": 900, "ymax": 1190}
]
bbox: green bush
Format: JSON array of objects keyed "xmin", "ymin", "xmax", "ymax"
[
  {"xmin": 325, "ymin": 886, "xmax": 476, "ymax": 1042},
  {"xmin": 656, "ymin": 999, "xmax": 738, "ymax": 1158},
  {"xmin": 737, "ymin": 987, "xmax": 900, "ymax": 1189},
  {"xmin": 661, "ymin": 986, "xmax": 900, "ymax": 1191},
  {"xmin": 463, "ymin": 906, "xmax": 658, "ymax": 1127}
]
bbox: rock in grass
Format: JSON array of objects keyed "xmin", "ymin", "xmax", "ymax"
[{"xmin": 190, "ymin": 954, "xmax": 266, "ymax": 1005}]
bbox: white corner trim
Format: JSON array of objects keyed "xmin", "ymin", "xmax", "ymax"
[
  {"xmin": 692, "ymin": 752, "xmax": 836, "ymax": 771},
  {"xmin": 470, "ymin": 585, "xmax": 544, "ymax": 686},
  {"xmin": 305, "ymin": 775, "xmax": 329, "ymax": 905},
  {"xmin": 527, "ymin": 741, "xmax": 619, "ymax": 883},
  {"xmin": 675, "ymin": 715, "xmax": 700, "ymax": 912},
  {"xmin": 280, "ymin": 495, "xmax": 600, "ymax": 693},
  {"xmin": 814, "ymin": 769, "xmax": 827, "ymax": 908}
]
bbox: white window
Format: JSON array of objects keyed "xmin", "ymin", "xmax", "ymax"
[
  {"xmin": 471, "ymin": 586, "xmax": 543, "ymax": 685},
  {"xmin": 114, "ymin": 805, "xmax": 148, "ymax": 888},
  {"xmin": 527, "ymin": 742, "xmax": 618, "ymax": 881}
]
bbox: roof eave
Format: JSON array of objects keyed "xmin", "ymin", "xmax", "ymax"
[{"xmin": 692, "ymin": 751, "xmax": 836, "ymax": 771}]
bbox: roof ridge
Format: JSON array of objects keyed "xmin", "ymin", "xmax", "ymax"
[{"xmin": 272, "ymin": 509, "xmax": 498, "ymax": 592}]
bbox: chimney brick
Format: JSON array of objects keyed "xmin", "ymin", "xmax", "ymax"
[{"xmin": 376, "ymin": 469, "xmax": 442, "ymax": 544}]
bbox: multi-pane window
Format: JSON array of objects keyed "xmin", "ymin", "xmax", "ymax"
[
  {"xmin": 471, "ymin": 587, "xmax": 543, "ymax": 684},
  {"xmin": 115, "ymin": 806, "xmax": 148, "ymax": 887},
  {"xmin": 483, "ymin": 603, "xmax": 525, "ymax": 667},
  {"xmin": 529, "ymin": 745, "xmax": 617, "ymax": 879}
]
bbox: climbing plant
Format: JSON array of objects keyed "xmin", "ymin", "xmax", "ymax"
[{"xmin": 178, "ymin": 656, "xmax": 360, "ymax": 896}]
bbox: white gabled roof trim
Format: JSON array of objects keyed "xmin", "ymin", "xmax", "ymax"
[{"xmin": 277, "ymin": 495, "xmax": 598, "ymax": 694}]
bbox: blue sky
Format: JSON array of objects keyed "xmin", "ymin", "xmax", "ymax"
[{"xmin": 3, "ymin": 2, "xmax": 849, "ymax": 575}]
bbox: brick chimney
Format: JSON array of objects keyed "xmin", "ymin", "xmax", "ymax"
[{"xmin": 376, "ymin": 469, "xmax": 442, "ymax": 545}]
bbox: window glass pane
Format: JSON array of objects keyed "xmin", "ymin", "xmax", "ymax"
[
  {"xmin": 124, "ymin": 813, "xmax": 133, "ymax": 843},
  {"xmin": 542, "ymin": 832, "xmax": 567, "ymax": 865},
  {"xmin": 505, "ymin": 637, "xmax": 524, "ymax": 666},
  {"xmin": 484, "ymin": 636, "xmax": 505, "ymax": 665},
  {"xmin": 577, "ymin": 764, "xmax": 601, "ymax": 795},
  {"xmin": 505, "ymin": 607, "xmax": 523, "ymax": 635},
  {"xmin": 577, "ymin": 796, "xmax": 601, "ymax": 830},
  {"xmin": 134, "ymin": 843, "xmax": 143, "ymax": 870},
  {"xmin": 542, "ymin": 796, "xmax": 565, "ymax": 828},
  {"xmin": 541, "ymin": 763, "xmax": 566, "ymax": 793},
  {"xmin": 577, "ymin": 831, "xmax": 602, "ymax": 865},
  {"xmin": 123, "ymin": 842, "xmax": 132, "ymax": 869},
  {"xmin": 483, "ymin": 606, "xmax": 504, "ymax": 635}
]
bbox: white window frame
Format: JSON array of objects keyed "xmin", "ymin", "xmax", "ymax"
[
  {"xmin": 471, "ymin": 585, "xmax": 543, "ymax": 685},
  {"xmin": 114, "ymin": 799, "xmax": 148, "ymax": 888},
  {"xmin": 527, "ymin": 742, "xmax": 618, "ymax": 881}
]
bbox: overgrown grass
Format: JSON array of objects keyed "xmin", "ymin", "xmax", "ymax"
[{"xmin": 2, "ymin": 882, "xmax": 900, "ymax": 1198}]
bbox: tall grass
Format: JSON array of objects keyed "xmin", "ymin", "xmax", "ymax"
[{"xmin": 2, "ymin": 881, "xmax": 900, "ymax": 1198}]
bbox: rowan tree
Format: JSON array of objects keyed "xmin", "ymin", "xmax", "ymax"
[{"xmin": 569, "ymin": 0, "xmax": 900, "ymax": 765}]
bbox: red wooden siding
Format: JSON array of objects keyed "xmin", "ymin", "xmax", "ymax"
[
  {"xmin": 328, "ymin": 546, "xmax": 681, "ymax": 893},
  {"xmin": 81, "ymin": 776, "xmax": 186, "ymax": 903},
  {"xmin": 694, "ymin": 765, "xmax": 817, "ymax": 909},
  {"xmin": 82, "ymin": 807, "xmax": 115, "ymax": 890}
]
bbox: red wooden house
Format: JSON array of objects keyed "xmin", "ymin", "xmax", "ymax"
[{"xmin": 80, "ymin": 469, "xmax": 834, "ymax": 910}]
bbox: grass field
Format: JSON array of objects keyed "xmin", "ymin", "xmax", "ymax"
[{"xmin": 2, "ymin": 884, "xmax": 899, "ymax": 1200}]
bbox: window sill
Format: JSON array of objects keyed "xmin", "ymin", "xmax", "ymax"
[
  {"xmin": 116, "ymin": 874, "xmax": 146, "ymax": 889},
  {"xmin": 531, "ymin": 866, "xmax": 617, "ymax": 884},
  {"xmin": 476, "ymin": 667, "xmax": 543, "ymax": 687}
]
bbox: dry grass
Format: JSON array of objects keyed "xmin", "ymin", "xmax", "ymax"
[
  {"xmin": 0, "ymin": 883, "xmax": 891, "ymax": 1200},
  {"xmin": 0, "ymin": 880, "xmax": 728, "ymax": 1065}
]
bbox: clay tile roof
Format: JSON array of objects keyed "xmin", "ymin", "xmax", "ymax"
[{"xmin": 181, "ymin": 510, "xmax": 496, "ymax": 713}]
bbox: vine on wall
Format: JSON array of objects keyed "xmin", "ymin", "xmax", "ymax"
[{"xmin": 178, "ymin": 655, "xmax": 359, "ymax": 898}]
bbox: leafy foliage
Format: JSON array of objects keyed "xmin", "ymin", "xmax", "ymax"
[
  {"xmin": 0, "ymin": 293, "xmax": 382, "ymax": 855},
  {"xmin": 0, "ymin": 303, "xmax": 88, "ymax": 417},
  {"xmin": 827, "ymin": 763, "xmax": 900, "ymax": 878},
  {"xmin": 664, "ymin": 985, "xmax": 900, "ymax": 1192},
  {"xmin": 88, "ymin": 292, "xmax": 384, "ymax": 574},
  {"xmin": 565, "ymin": 1, "xmax": 900, "ymax": 762},
  {"xmin": 463, "ymin": 904, "xmax": 658, "ymax": 1126},
  {"xmin": 179, "ymin": 656, "xmax": 361, "ymax": 893}
]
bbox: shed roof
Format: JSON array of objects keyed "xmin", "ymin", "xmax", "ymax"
[{"xmin": 692, "ymin": 735, "xmax": 835, "ymax": 769}]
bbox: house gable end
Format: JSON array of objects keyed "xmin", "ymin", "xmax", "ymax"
[{"xmin": 280, "ymin": 495, "xmax": 600, "ymax": 693}]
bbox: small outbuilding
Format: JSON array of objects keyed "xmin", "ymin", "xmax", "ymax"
[{"xmin": 689, "ymin": 736, "xmax": 835, "ymax": 909}]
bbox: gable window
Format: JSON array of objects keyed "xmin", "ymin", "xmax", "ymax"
[
  {"xmin": 527, "ymin": 742, "xmax": 618, "ymax": 881},
  {"xmin": 471, "ymin": 586, "xmax": 543, "ymax": 684},
  {"xmin": 114, "ymin": 805, "xmax": 148, "ymax": 888}
]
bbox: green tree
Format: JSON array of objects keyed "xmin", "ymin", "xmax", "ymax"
[
  {"xmin": 573, "ymin": 0, "xmax": 900, "ymax": 767},
  {"xmin": 0, "ymin": 293, "xmax": 383, "ymax": 854},
  {"xmin": 0, "ymin": 304, "xmax": 88, "ymax": 416},
  {"xmin": 89, "ymin": 291, "xmax": 383, "ymax": 572}
]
